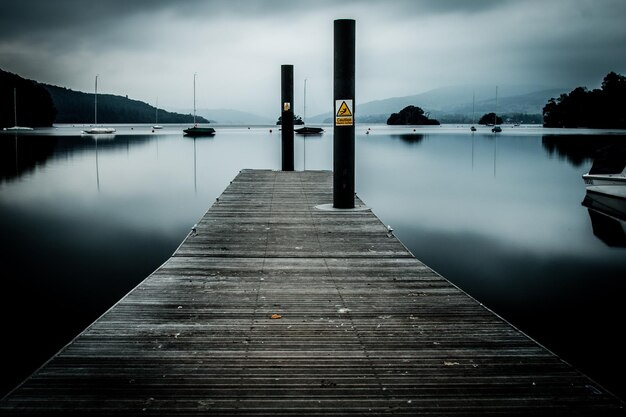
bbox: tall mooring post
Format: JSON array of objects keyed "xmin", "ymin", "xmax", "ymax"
[
  {"xmin": 281, "ymin": 64, "xmax": 294, "ymax": 171},
  {"xmin": 333, "ymin": 19, "xmax": 355, "ymax": 208}
]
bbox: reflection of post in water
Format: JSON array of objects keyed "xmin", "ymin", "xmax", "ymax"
[
  {"xmin": 193, "ymin": 137, "xmax": 197, "ymax": 194},
  {"xmin": 471, "ymin": 132, "xmax": 475, "ymax": 170},
  {"xmin": 14, "ymin": 134, "xmax": 18, "ymax": 175},
  {"xmin": 95, "ymin": 137, "xmax": 100, "ymax": 192},
  {"xmin": 493, "ymin": 134, "xmax": 498, "ymax": 178}
]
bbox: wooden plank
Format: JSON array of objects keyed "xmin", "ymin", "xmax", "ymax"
[{"xmin": 1, "ymin": 169, "xmax": 624, "ymax": 416}]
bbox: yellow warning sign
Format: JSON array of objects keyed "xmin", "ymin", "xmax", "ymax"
[
  {"xmin": 337, "ymin": 101, "xmax": 352, "ymax": 116},
  {"xmin": 335, "ymin": 99, "xmax": 353, "ymax": 126}
]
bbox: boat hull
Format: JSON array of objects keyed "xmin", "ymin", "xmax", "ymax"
[
  {"xmin": 3, "ymin": 126, "xmax": 34, "ymax": 131},
  {"xmin": 583, "ymin": 173, "xmax": 626, "ymax": 199},
  {"xmin": 82, "ymin": 127, "xmax": 116, "ymax": 134},
  {"xmin": 295, "ymin": 127, "xmax": 324, "ymax": 135},
  {"xmin": 183, "ymin": 127, "xmax": 216, "ymax": 137}
]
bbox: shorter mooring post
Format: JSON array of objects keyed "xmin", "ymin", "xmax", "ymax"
[
  {"xmin": 281, "ymin": 64, "xmax": 294, "ymax": 171},
  {"xmin": 333, "ymin": 19, "xmax": 356, "ymax": 208}
]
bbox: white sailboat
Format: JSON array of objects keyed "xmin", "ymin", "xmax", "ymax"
[
  {"xmin": 583, "ymin": 145, "xmax": 626, "ymax": 199},
  {"xmin": 153, "ymin": 97, "xmax": 163, "ymax": 129},
  {"xmin": 82, "ymin": 75, "xmax": 116, "ymax": 134},
  {"xmin": 3, "ymin": 88, "xmax": 34, "ymax": 131}
]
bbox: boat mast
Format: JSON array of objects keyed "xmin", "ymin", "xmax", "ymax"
[
  {"xmin": 494, "ymin": 86, "xmax": 498, "ymax": 126},
  {"xmin": 155, "ymin": 96, "xmax": 158, "ymax": 124},
  {"xmin": 193, "ymin": 73, "xmax": 197, "ymax": 125},
  {"xmin": 13, "ymin": 87, "xmax": 17, "ymax": 127},
  {"xmin": 303, "ymin": 78, "xmax": 307, "ymax": 126},
  {"xmin": 472, "ymin": 91, "xmax": 475, "ymax": 124},
  {"xmin": 94, "ymin": 75, "xmax": 98, "ymax": 125}
]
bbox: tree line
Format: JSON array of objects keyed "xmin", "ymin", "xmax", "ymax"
[
  {"xmin": 45, "ymin": 84, "xmax": 209, "ymax": 124},
  {"xmin": 543, "ymin": 72, "xmax": 626, "ymax": 128},
  {"xmin": 0, "ymin": 69, "xmax": 56, "ymax": 128},
  {"xmin": 1, "ymin": 68, "xmax": 209, "ymax": 127}
]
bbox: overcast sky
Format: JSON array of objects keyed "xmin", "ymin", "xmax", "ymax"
[{"xmin": 1, "ymin": 0, "xmax": 625, "ymax": 118}]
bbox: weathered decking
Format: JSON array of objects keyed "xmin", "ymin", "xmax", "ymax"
[{"xmin": 1, "ymin": 169, "xmax": 624, "ymax": 416}]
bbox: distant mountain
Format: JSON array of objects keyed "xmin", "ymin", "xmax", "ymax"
[
  {"xmin": 309, "ymin": 84, "xmax": 569, "ymax": 123},
  {"xmin": 44, "ymin": 84, "xmax": 208, "ymax": 124},
  {"xmin": 194, "ymin": 108, "xmax": 273, "ymax": 125}
]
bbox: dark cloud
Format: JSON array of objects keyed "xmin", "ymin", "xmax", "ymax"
[
  {"xmin": 1, "ymin": 0, "xmax": 625, "ymax": 117},
  {"xmin": 0, "ymin": 0, "xmax": 515, "ymax": 40}
]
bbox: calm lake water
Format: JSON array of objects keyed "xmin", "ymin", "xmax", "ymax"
[{"xmin": 1, "ymin": 124, "xmax": 625, "ymax": 400}]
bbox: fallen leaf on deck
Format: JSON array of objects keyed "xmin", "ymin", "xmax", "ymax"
[{"xmin": 270, "ymin": 314, "xmax": 282, "ymax": 319}]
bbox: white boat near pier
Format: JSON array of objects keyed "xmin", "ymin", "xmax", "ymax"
[{"xmin": 582, "ymin": 145, "xmax": 626, "ymax": 199}]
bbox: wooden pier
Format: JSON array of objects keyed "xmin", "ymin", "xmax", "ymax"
[{"xmin": 1, "ymin": 169, "xmax": 624, "ymax": 416}]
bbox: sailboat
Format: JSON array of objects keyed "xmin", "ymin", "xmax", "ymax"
[
  {"xmin": 470, "ymin": 91, "xmax": 477, "ymax": 132},
  {"xmin": 295, "ymin": 78, "xmax": 323, "ymax": 135},
  {"xmin": 183, "ymin": 73, "xmax": 215, "ymax": 137},
  {"xmin": 3, "ymin": 88, "xmax": 34, "ymax": 131},
  {"xmin": 82, "ymin": 75, "xmax": 116, "ymax": 134},
  {"xmin": 153, "ymin": 97, "xmax": 163, "ymax": 129},
  {"xmin": 492, "ymin": 86, "xmax": 502, "ymax": 133}
]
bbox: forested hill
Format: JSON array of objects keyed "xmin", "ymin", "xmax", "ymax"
[
  {"xmin": 1, "ymin": 68, "xmax": 209, "ymax": 126},
  {"xmin": 0, "ymin": 69, "xmax": 56, "ymax": 128},
  {"xmin": 44, "ymin": 84, "xmax": 209, "ymax": 124}
]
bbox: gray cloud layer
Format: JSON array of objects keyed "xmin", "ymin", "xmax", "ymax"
[{"xmin": 1, "ymin": 0, "xmax": 625, "ymax": 117}]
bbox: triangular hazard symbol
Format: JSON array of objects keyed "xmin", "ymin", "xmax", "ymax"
[{"xmin": 337, "ymin": 101, "xmax": 352, "ymax": 117}]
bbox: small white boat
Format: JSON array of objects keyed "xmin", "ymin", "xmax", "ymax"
[
  {"xmin": 153, "ymin": 97, "xmax": 163, "ymax": 129},
  {"xmin": 4, "ymin": 126, "xmax": 34, "ymax": 131},
  {"xmin": 82, "ymin": 75, "xmax": 116, "ymax": 135},
  {"xmin": 582, "ymin": 146, "xmax": 626, "ymax": 199},
  {"xmin": 3, "ymin": 88, "xmax": 33, "ymax": 131},
  {"xmin": 83, "ymin": 127, "xmax": 116, "ymax": 134}
]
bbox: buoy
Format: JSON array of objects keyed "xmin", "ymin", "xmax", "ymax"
[
  {"xmin": 269, "ymin": 129, "xmax": 273, "ymax": 133},
  {"xmin": 366, "ymin": 131, "xmax": 369, "ymax": 134}
]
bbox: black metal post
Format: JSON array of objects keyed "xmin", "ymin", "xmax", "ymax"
[
  {"xmin": 333, "ymin": 19, "xmax": 356, "ymax": 208},
  {"xmin": 281, "ymin": 64, "xmax": 294, "ymax": 171}
]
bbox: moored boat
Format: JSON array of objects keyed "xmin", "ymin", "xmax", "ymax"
[
  {"xmin": 82, "ymin": 75, "xmax": 116, "ymax": 135},
  {"xmin": 582, "ymin": 145, "xmax": 626, "ymax": 199},
  {"xmin": 83, "ymin": 127, "xmax": 116, "ymax": 134},
  {"xmin": 3, "ymin": 88, "xmax": 33, "ymax": 131},
  {"xmin": 183, "ymin": 125, "xmax": 216, "ymax": 136},
  {"xmin": 295, "ymin": 126, "xmax": 324, "ymax": 135},
  {"xmin": 184, "ymin": 73, "xmax": 215, "ymax": 137}
]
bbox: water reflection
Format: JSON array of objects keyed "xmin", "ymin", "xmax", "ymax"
[
  {"xmin": 541, "ymin": 134, "xmax": 626, "ymax": 166},
  {"xmin": 0, "ymin": 135, "xmax": 57, "ymax": 181},
  {"xmin": 582, "ymin": 192, "xmax": 626, "ymax": 247},
  {"xmin": 390, "ymin": 133, "xmax": 425, "ymax": 144},
  {"xmin": 1, "ymin": 126, "xmax": 626, "ymax": 401}
]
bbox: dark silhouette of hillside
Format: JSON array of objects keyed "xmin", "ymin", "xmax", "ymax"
[
  {"xmin": 0, "ymin": 69, "xmax": 56, "ymax": 128},
  {"xmin": 44, "ymin": 84, "xmax": 208, "ymax": 124},
  {"xmin": 1, "ymin": 67, "xmax": 210, "ymax": 125}
]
